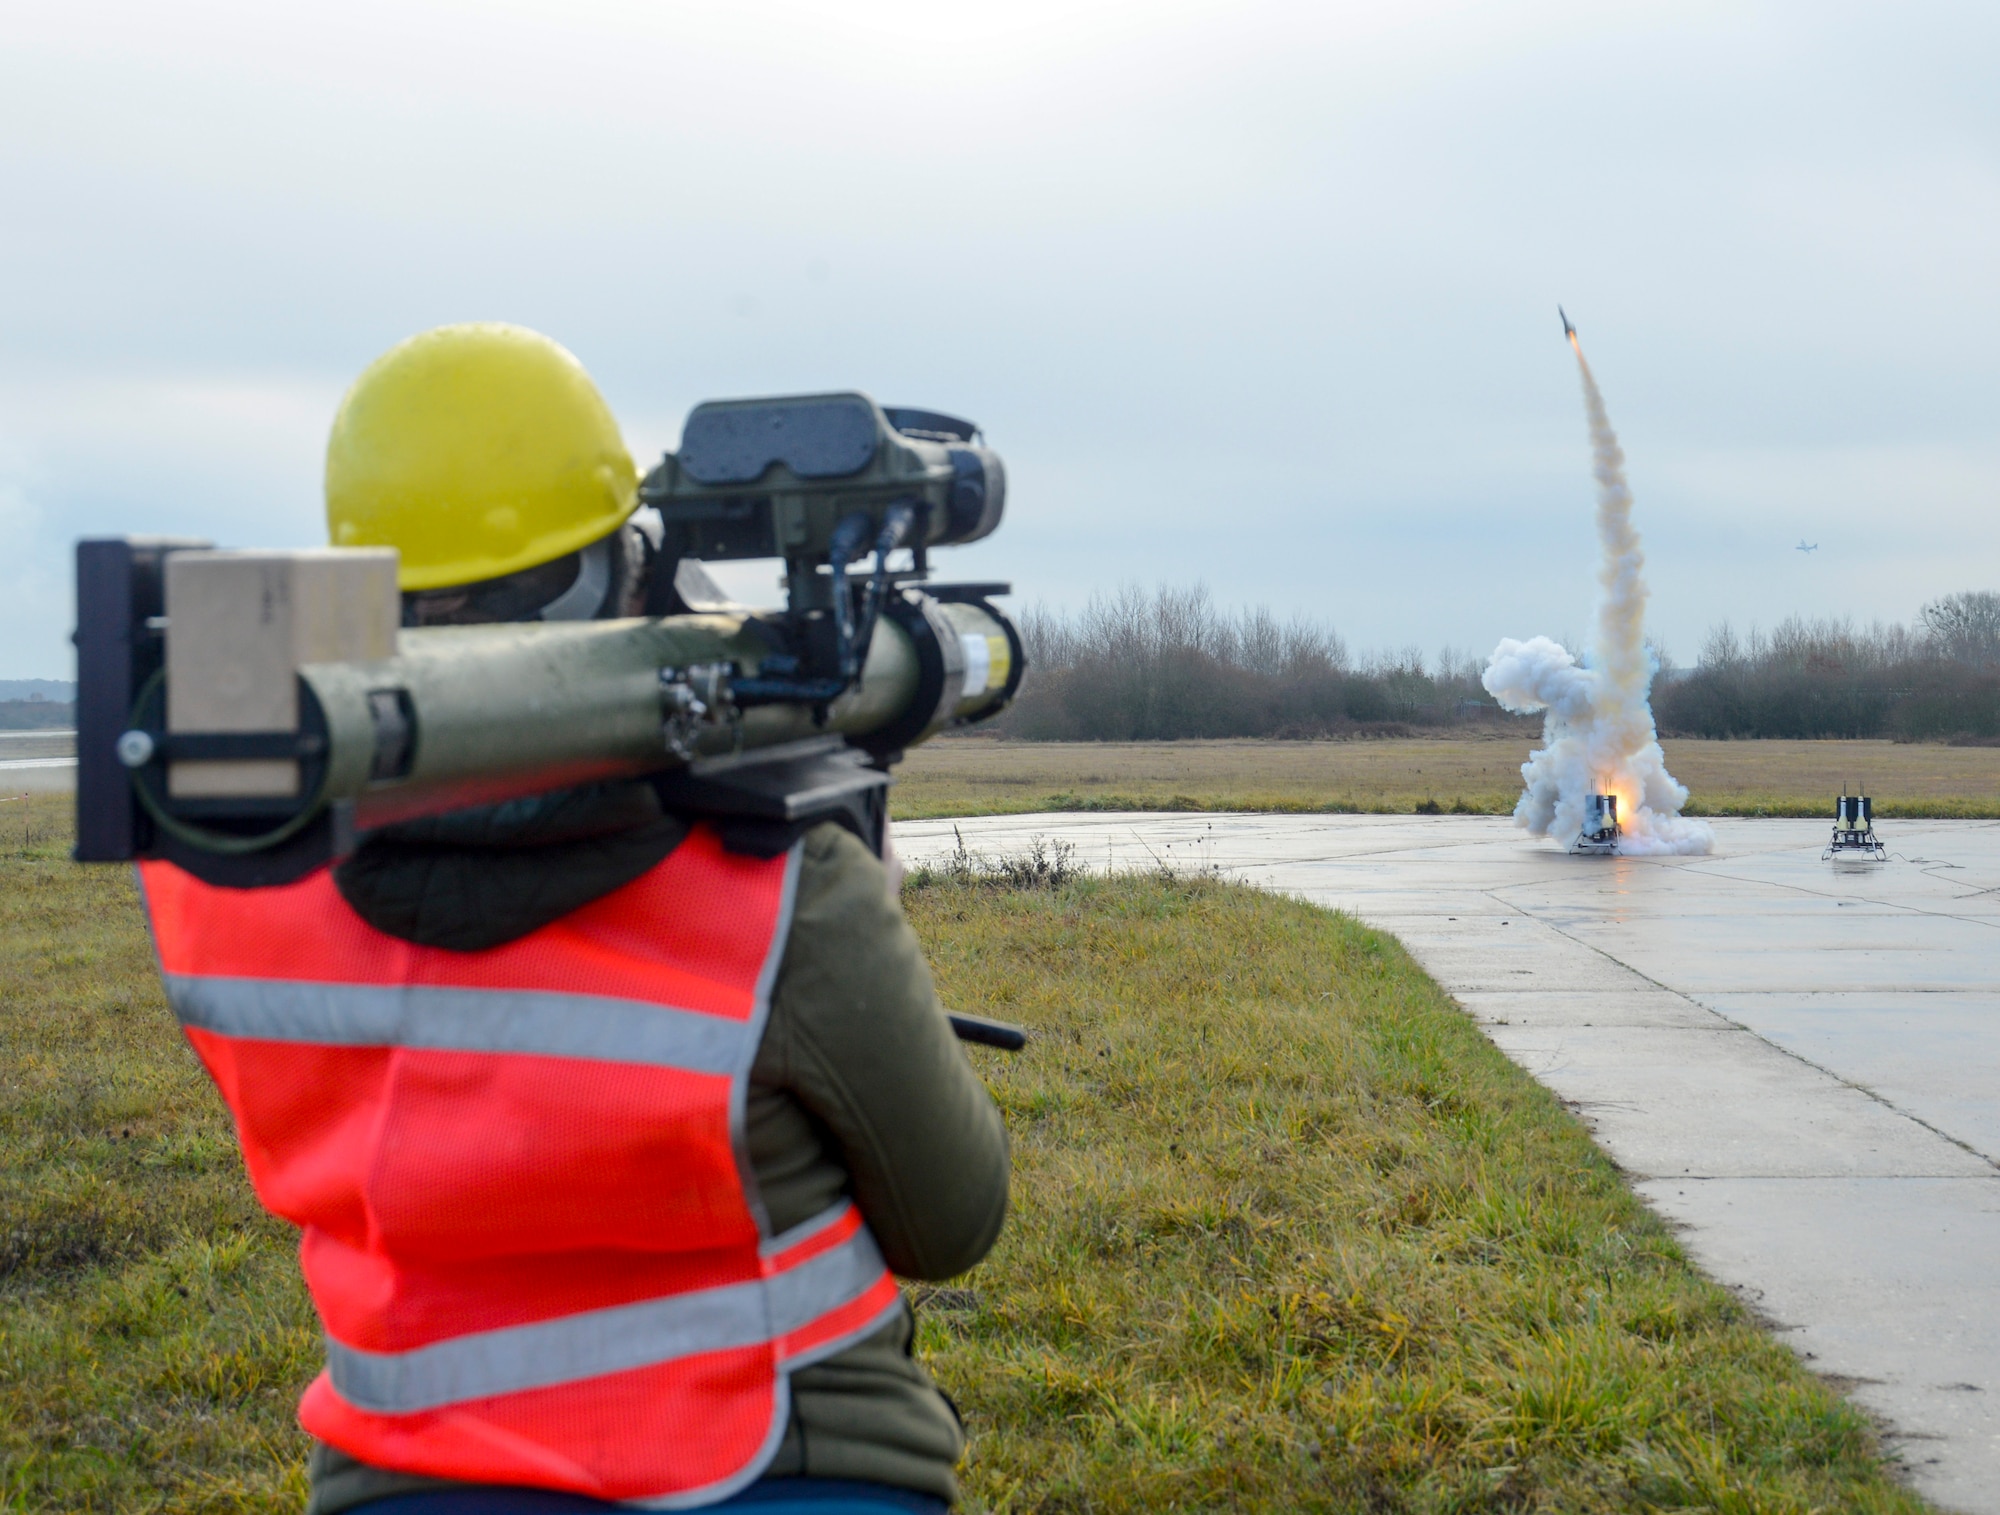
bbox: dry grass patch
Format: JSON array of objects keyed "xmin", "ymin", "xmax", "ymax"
[
  {"xmin": 907, "ymin": 866, "xmax": 1930, "ymax": 1512},
  {"xmin": 891, "ymin": 736, "xmax": 2000, "ymax": 821}
]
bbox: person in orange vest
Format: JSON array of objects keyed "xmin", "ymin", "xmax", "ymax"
[{"xmin": 140, "ymin": 325, "xmax": 1011, "ymax": 1515}]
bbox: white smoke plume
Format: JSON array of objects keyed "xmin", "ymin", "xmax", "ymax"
[{"xmin": 1481, "ymin": 336, "xmax": 1712, "ymax": 856}]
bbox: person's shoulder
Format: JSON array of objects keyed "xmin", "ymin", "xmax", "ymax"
[
  {"xmin": 798, "ymin": 819, "xmax": 877, "ymax": 870},
  {"xmin": 785, "ymin": 822, "xmax": 900, "ymax": 943}
]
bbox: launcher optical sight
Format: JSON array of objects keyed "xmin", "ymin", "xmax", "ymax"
[
  {"xmin": 647, "ymin": 394, "xmax": 1005, "ymax": 584},
  {"xmin": 642, "ymin": 394, "xmax": 1006, "ymax": 710},
  {"xmin": 75, "ymin": 391, "xmax": 1023, "ymax": 890}
]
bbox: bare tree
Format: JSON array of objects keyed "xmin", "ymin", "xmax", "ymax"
[
  {"xmin": 1921, "ymin": 591, "xmax": 2000, "ymax": 667},
  {"xmin": 1662, "ymin": 591, "xmax": 2000, "ymax": 740}
]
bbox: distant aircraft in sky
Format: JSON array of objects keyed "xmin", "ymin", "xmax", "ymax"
[
  {"xmin": 1797, "ymin": 540, "xmax": 1819, "ymax": 554},
  {"xmin": 1559, "ymin": 305, "xmax": 1576, "ymax": 340}
]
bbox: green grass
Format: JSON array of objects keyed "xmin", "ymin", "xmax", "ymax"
[
  {"xmin": 1680, "ymin": 796, "xmax": 2000, "ymax": 819},
  {"xmin": 906, "ymin": 865, "xmax": 1930, "ymax": 1512},
  {"xmin": 1, "ymin": 795, "xmax": 317, "ymax": 1513},
  {"xmin": 0, "ymin": 796, "xmax": 1932, "ymax": 1511}
]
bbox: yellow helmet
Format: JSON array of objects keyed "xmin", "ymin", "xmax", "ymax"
[{"xmin": 325, "ymin": 323, "xmax": 638, "ymax": 592}]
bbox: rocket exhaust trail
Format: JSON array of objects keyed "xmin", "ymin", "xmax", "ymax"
[{"xmin": 1480, "ymin": 317, "xmax": 1711, "ymax": 856}]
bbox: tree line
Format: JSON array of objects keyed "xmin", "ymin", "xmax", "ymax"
[
  {"xmin": 1654, "ymin": 591, "xmax": 2000, "ymax": 741},
  {"xmin": 0, "ymin": 699, "xmax": 74, "ymax": 732},
  {"xmin": 992, "ymin": 584, "xmax": 2000, "ymax": 743},
  {"xmin": 996, "ymin": 584, "xmax": 1533, "ymax": 741}
]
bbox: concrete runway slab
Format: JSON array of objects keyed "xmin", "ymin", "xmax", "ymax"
[
  {"xmin": 0, "ymin": 729, "xmax": 75, "ymax": 793},
  {"xmin": 894, "ymin": 811, "xmax": 2000, "ymax": 1511}
]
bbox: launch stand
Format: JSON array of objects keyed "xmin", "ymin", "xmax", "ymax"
[
  {"xmin": 1570, "ymin": 793, "xmax": 1621, "ymax": 856},
  {"xmin": 1824, "ymin": 795, "xmax": 1885, "ymax": 862}
]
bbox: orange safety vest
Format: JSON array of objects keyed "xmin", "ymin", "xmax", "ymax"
[{"xmin": 138, "ymin": 826, "xmax": 901, "ymax": 1507}]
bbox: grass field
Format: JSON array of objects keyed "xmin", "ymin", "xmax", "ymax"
[
  {"xmin": 2, "ymin": 795, "xmax": 1930, "ymax": 1511},
  {"xmin": 907, "ymin": 857, "xmax": 1927, "ymax": 1511},
  {"xmin": 891, "ymin": 734, "xmax": 2000, "ymax": 821},
  {"xmin": 1, "ymin": 794, "xmax": 315, "ymax": 1512}
]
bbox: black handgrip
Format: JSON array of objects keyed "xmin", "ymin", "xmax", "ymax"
[{"xmin": 947, "ymin": 1012, "xmax": 1028, "ymax": 1051}]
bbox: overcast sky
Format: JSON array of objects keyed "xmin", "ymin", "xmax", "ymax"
[{"xmin": 5, "ymin": 0, "xmax": 1998, "ymax": 678}]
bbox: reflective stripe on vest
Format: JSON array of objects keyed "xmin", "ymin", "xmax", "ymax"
[
  {"xmin": 136, "ymin": 829, "xmax": 903, "ymax": 1506},
  {"xmin": 162, "ymin": 975, "xmax": 749, "ymax": 1074},
  {"xmin": 325, "ymin": 1205, "xmax": 888, "ymax": 1414}
]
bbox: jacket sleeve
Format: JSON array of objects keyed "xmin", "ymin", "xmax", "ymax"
[{"xmin": 757, "ymin": 823, "xmax": 1010, "ymax": 1280}]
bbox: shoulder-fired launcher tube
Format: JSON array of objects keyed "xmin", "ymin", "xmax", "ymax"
[{"xmin": 295, "ymin": 602, "xmax": 1005, "ymax": 833}]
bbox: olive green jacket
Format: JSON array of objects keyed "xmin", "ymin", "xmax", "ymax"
[{"xmin": 304, "ymin": 788, "xmax": 1009, "ymax": 1512}]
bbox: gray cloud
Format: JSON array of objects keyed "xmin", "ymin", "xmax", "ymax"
[{"xmin": 4, "ymin": 0, "xmax": 1998, "ymax": 675}]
